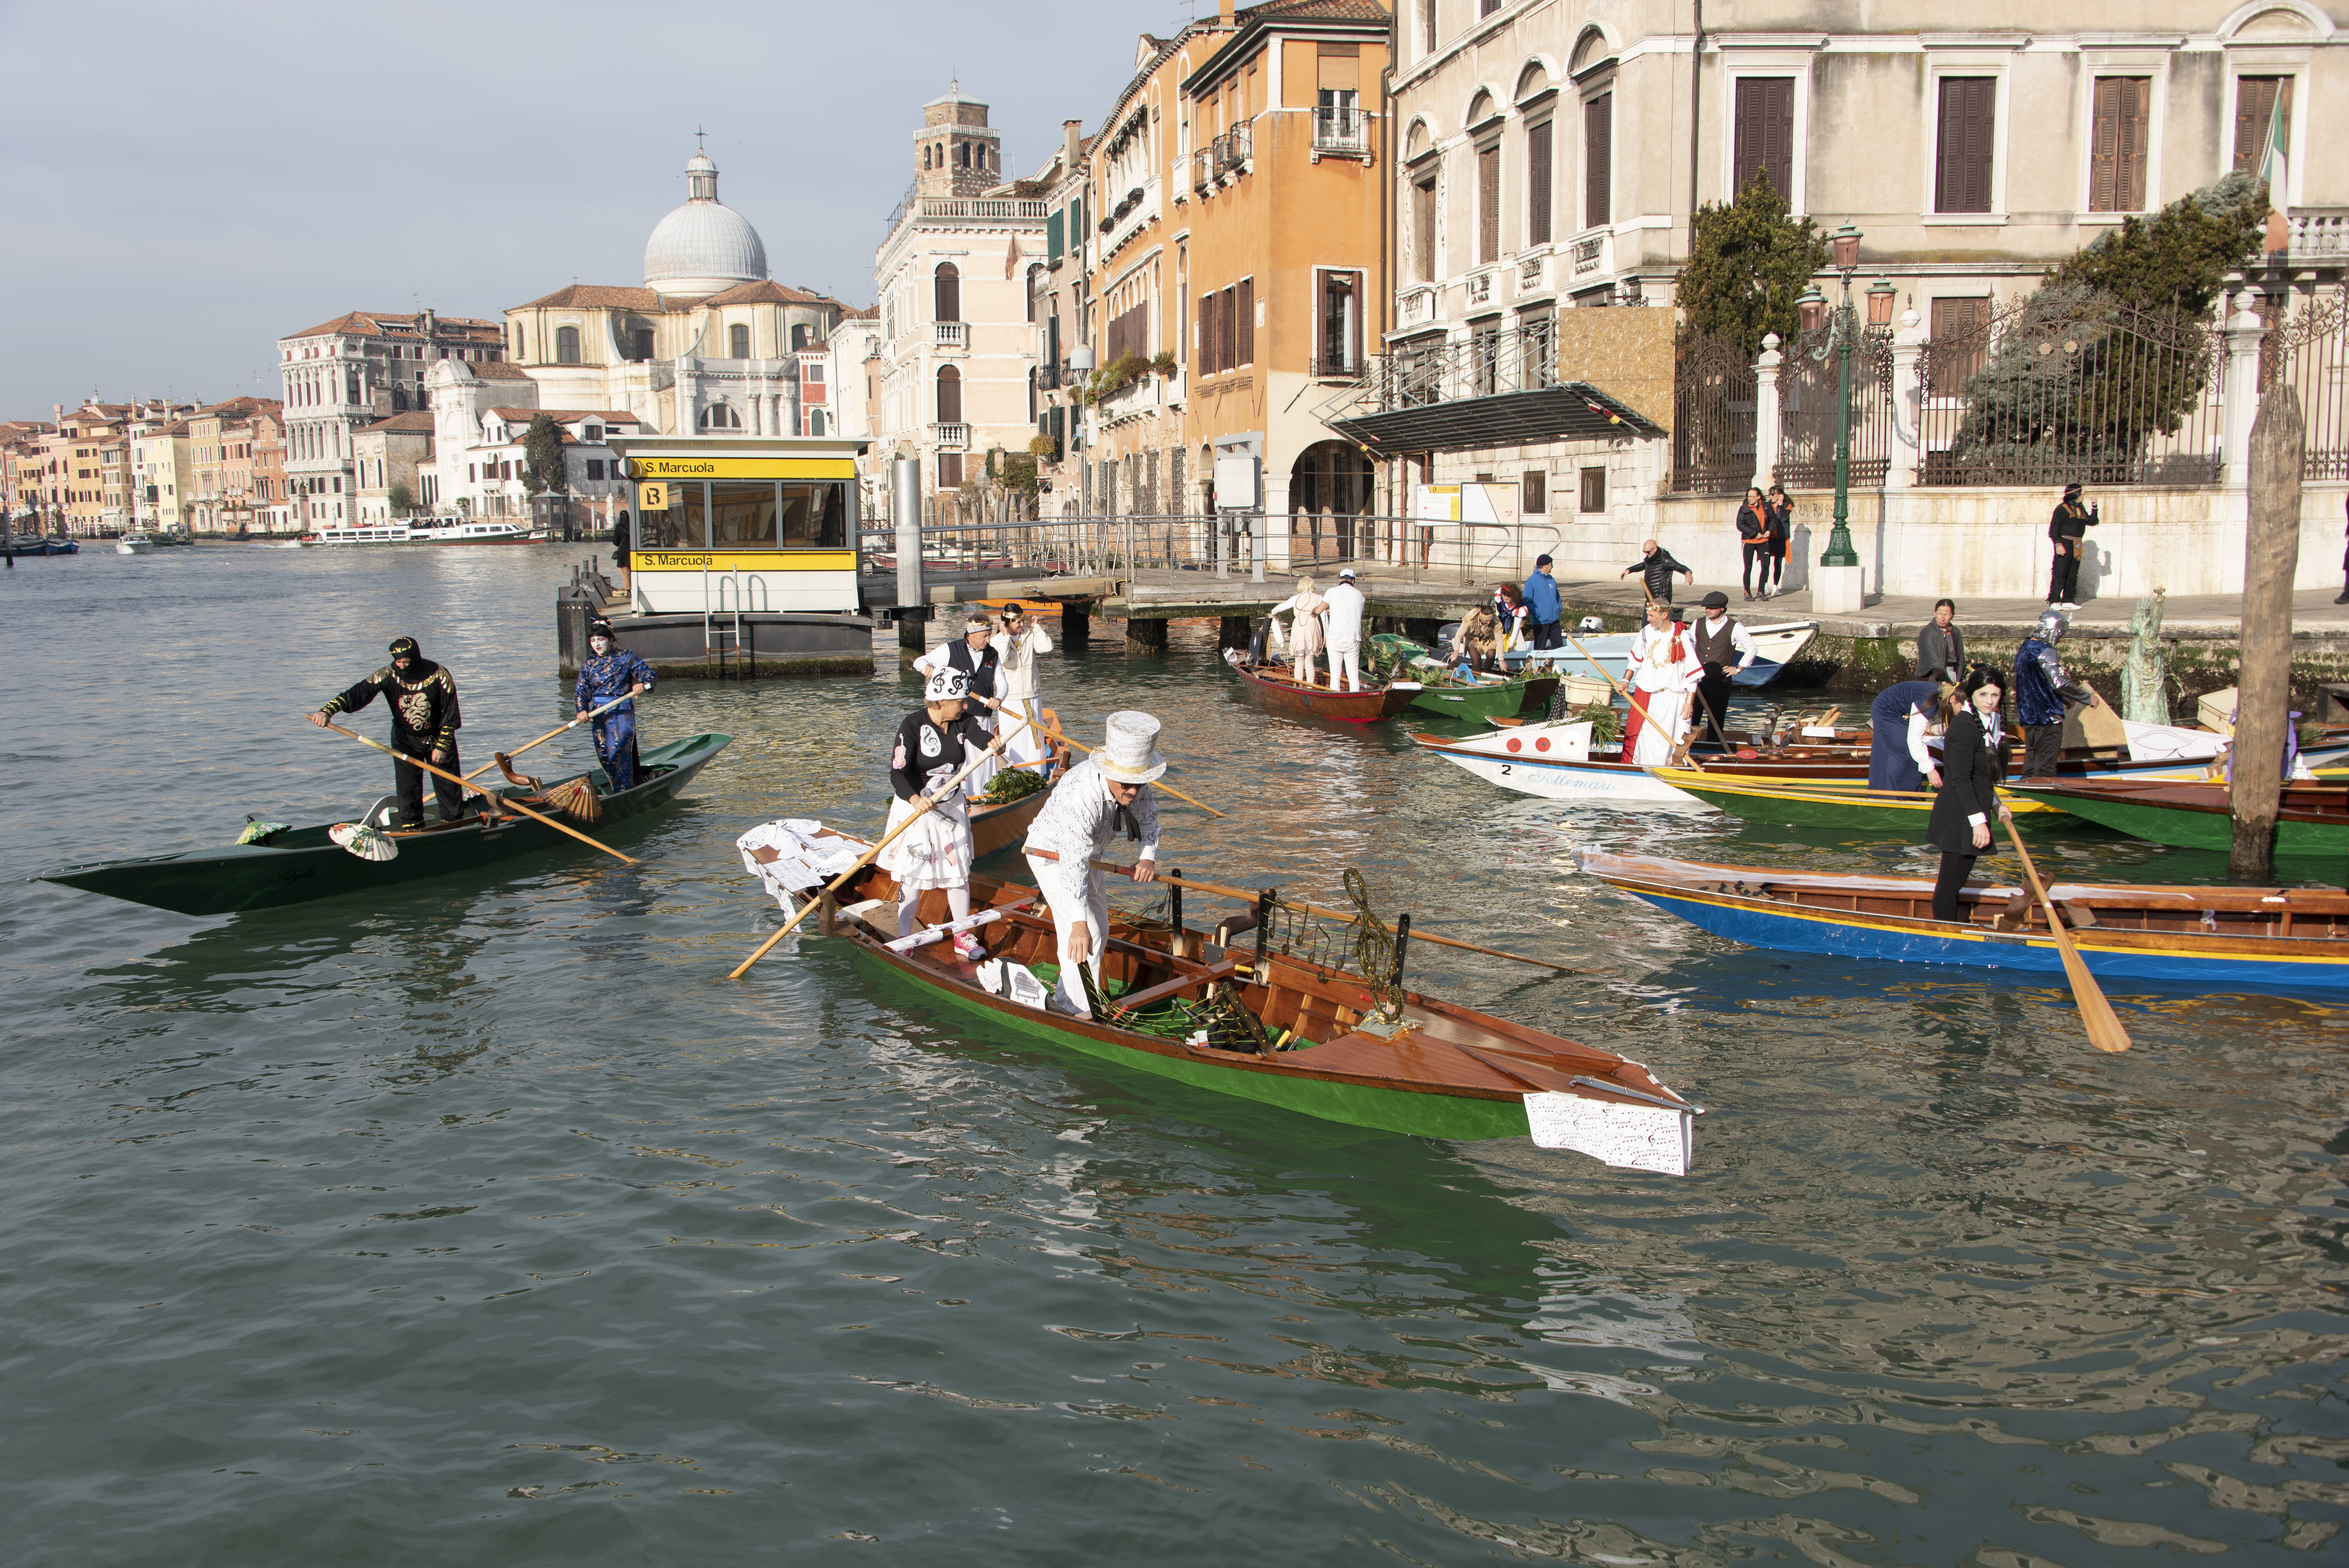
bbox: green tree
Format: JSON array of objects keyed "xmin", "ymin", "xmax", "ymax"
[
  {"xmin": 386, "ymin": 480, "xmax": 416, "ymax": 518},
  {"xmin": 2046, "ymin": 170, "xmax": 2266, "ymax": 317},
  {"xmin": 521, "ymin": 413, "xmax": 568, "ymax": 494},
  {"xmin": 1674, "ymin": 174, "xmax": 1831, "ymax": 355}
]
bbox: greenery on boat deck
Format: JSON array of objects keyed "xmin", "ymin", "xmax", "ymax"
[{"xmin": 979, "ymin": 765, "xmax": 1049, "ymax": 804}]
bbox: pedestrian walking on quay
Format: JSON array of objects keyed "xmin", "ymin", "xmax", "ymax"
[
  {"xmin": 1520, "ymin": 554, "xmax": 1564, "ymax": 650},
  {"xmin": 1867, "ymin": 676, "xmax": 1951, "ymax": 793},
  {"xmin": 1761, "ymin": 485, "xmax": 1793, "ymax": 599},
  {"xmin": 2014, "ymin": 609, "xmax": 2098, "ymax": 779},
  {"xmin": 1735, "ymin": 487, "xmax": 1772, "ymax": 601},
  {"xmin": 1925, "ymin": 670, "xmax": 2010, "ymax": 923},
  {"xmin": 2047, "ymin": 483, "xmax": 2098, "ymax": 608},
  {"xmin": 1915, "ymin": 598, "xmax": 1966, "ymax": 684},
  {"xmin": 611, "ymin": 510, "xmax": 631, "ymax": 595},
  {"xmin": 1619, "ymin": 539, "xmax": 1694, "ymax": 606}
]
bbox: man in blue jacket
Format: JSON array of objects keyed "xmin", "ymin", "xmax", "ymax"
[
  {"xmin": 1520, "ymin": 554, "xmax": 1563, "ymax": 651},
  {"xmin": 2012, "ymin": 609, "xmax": 2095, "ymax": 779}
]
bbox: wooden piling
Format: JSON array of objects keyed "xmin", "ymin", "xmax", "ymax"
[
  {"xmin": 1125, "ymin": 614, "xmax": 1169, "ymax": 655},
  {"xmin": 2231, "ymin": 387, "xmax": 2303, "ymax": 882}
]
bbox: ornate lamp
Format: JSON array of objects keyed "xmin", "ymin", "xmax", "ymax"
[
  {"xmin": 1866, "ymin": 276, "xmax": 1898, "ymax": 328},
  {"xmin": 1796, "ymin": 285, "xmax": 1827, "ymax": 335}
]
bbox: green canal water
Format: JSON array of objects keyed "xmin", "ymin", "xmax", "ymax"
[{"xmin": 1, "ymin": 546, "xmax": 2342, "ymax": 1565}]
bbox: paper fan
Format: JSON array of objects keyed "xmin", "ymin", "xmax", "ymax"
[
  {"xmin": 236, "ymin": 819, "xmax": 291, "ymax": 846},
  {"xmin": 328, "ymin": 822, "xmax": 399, "ymax": 862}
]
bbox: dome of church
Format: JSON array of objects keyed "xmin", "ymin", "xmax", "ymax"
[{"xmin": 643, "ymin": 149, "xmax": 767, "ymax": 297}]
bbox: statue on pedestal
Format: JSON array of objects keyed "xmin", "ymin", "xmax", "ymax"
[{"xmin": 2123, "ymin": 588, "xmax": 2168, "ymax": 725}]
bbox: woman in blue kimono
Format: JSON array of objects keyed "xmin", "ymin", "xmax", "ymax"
[{"xmin": 574, "ymin": 619, "xmax": 656, "ymax": 789}]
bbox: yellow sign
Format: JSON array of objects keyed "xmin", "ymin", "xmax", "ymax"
[
  {"xmin": 637, "ymin": 481, "xmax": 669, "ymax": 511},
  {"xmin": 633, "ymin": 551, "xmax": 858, "ymax": 572},
  {"xmin": 629, "ymin": 457, "xmax": 857, "ymax": 480}
]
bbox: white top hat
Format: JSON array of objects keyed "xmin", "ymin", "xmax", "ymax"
[
  {"xmin": 924, "ymin": 668, "xmax": 969, "ymax": 702},
  {"xmin": 1094, "ymin": 710, "xmax": 1167, "ymax": 783}
]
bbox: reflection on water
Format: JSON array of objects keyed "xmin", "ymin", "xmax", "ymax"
[{"xmin": 0, "ymin": 551, "xmax": 2342, "ymax": 1564}]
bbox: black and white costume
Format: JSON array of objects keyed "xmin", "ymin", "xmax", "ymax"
[
  {"xmin": 914, "ymin": 628, "xmax": 1004, "ymax": 796},
  {"xmin": 877, "ymin": 693, "xmax": 994, "ymax": 897}
]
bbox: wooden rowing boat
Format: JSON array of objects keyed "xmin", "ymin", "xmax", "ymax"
[
  {"xmin": 765, "ymin": 837, "xmax": 1699, "ymax": 1171},
  {"xmin": 39, "ymin": 732, "xmax": 731, "ymax": 916},
  {"xmin": 1648, "ymin": 767, "xmax": 2065, "ymax": 825},
  {"xmin": 1222, "ymin": 650, "xmax": 1422, "ymax": 723},
  {"xmin": 2001, "ymin": 777, "xmax": 2349, "ymax": 854},
  {"xmin": 1582, "ymin": 848, "xmax": 2349, "ymax": 993},
  {"xmin": 966, "ymin": 714, "xmax": 1074, "ymax": 858},
  {"xmin": 1404, "ymin": 670, "xmax": 1559, "ymax": 724}
]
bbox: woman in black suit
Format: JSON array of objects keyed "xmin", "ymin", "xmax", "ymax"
[{"xmin": 1925, "ymin": 669, "xmax": 2011, "ymax": 923}]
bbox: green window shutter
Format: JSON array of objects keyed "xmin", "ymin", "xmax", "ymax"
[{"xmin": 1047, "ymin": 209, "xmax": 1064, "ymax": 262}]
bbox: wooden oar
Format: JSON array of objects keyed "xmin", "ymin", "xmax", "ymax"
[
  {"xmin": 986, "ymin": 699, "xmax": 1227, "ymax": 818},
  {"xmin": 727, "ymin": 705, "xmax": 1034, "ymax": 978},
  {"xmin": 312, "ymin": 719, "xmax": 638, "ymax": 864},
  {"xmin": 1032, "ymin": 853, "xmax": 1597, "ymax": 975},
  {"xmin": 2002, "ymin": 817, "xmax": 2132, "ymax": 1054},
  {"xmin": 1565, "ymin": 633, "xmax": 1698, "ymax": 769},
  {"xmin": 460, "ymin": 693, "xmax": 635, "ymax": 784}
]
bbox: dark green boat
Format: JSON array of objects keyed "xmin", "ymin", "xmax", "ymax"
[
  {"xmin": 37, "ymin": 732, "xmax": 731, "ymax": 916},
  {"xmin": 2003, "ymin": 776, "xmax": 2349, "ymax": 854},
  {"xmin": 1367, "ymin": 633, "xmax": 1558, "ymax": 724}
]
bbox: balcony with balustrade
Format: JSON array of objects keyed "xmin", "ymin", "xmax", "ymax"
[
  {"xmin": 934, "ymin": 322, "xmax": 968, "ymax": 351},
  {"xmin": 932, "ymin": 423, "xmax": 970, "ymax": 449}
]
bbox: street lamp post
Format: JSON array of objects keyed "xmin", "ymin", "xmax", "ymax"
[{"xmin": 1795, "ymin": 225, "xmax": 1898, "ymax": 572}]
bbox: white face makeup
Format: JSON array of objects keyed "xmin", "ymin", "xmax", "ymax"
[{"xmin": 590, "ymin": 637, "xmax": 611, "ymax": 654}]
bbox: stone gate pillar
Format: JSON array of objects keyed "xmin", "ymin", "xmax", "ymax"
[
  {"xmin": 2221, "ymin": 289, "xmax": 2266, "ymax": 492},
  {"xmin": 1750, "ymin": 333, "xmax": 1783, "ymax": 492},
  {"xmin": 1887, "ymin": 309, "xmax": 1926, "ymax": 490}
]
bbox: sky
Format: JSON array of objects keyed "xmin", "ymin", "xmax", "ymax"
[{"xmin": 0, "ymin": 0, "xmax": 1197, "ymax": 415}]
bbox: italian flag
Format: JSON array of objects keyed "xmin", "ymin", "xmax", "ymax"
[{"xmin": 2259, "ymin": 89, "xmax": 2290, "ymax": 257}]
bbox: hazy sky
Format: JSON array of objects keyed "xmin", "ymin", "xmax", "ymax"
[{"xmin": 1, "ymin": 0, "xmax": 1197, "ymax": 414}]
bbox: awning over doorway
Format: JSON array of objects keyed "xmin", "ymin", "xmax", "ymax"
[{"xmin": 1327, "ymin": 382, "xmax": 1662, "ymax": 454}]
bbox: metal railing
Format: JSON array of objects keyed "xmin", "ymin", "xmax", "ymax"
[
  {"xmin": 1341, "ymin": 319, "xmax": 1561, "ymax": 415},
  {"xmin": 1671, "ymin": 331, "xmax": 1757, "ymax": 495},
  {"xmin": 2263, "ymin": 289, "xmax": 2349, "ymax": 481},
  {"xmin": 1778, "ymin": 324, "xmax": 1897, "ymax": 489},
  {"xmin": 1313, "ymin": 106, "xmax": 1367, "ymax": 153}
]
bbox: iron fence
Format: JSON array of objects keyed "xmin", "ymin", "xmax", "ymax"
[
  {"xmin": 1670, "ymin": 331, "xmax": 1756, "ymax": 494},
  {"xmin": 1777, "ymin": 324, "xmax": 1896, "ymax": 488},
  {"xmin": 1350, "ymin": 319, "xmax": 1561, "ymax": 414},
  {"xmin": 1917, "ymin": 294, "xmax": 2226, "ymax": 487},
  {"xmin": 2260, "ymin": 289, "xmax": 2349, "ymax": 481}
]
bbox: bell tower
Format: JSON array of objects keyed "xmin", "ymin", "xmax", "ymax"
[{"xmin": 914, "ymin": 81, "xmax": 1002, "ymax": 199}]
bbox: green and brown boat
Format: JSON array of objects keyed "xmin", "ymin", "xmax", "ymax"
[
  {"xmin": 1648, "ymin": 767, "xmax": 2066, "ymax": 829},
  {"xmin": 2001, "ymin": 777, "xmax": 2349, "ymax": 854},
  {"xmin": 38, "ymin": 732, "xmax": 732, "ymax": 916},
  {"xmin": 758, "ymin": 832, "xmax": 1697, "ymax": 1171}
]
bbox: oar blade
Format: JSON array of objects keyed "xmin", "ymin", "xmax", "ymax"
[{"xmin": 2057, "ymin": 940, "xmax": 2133, "ymax": 1053}]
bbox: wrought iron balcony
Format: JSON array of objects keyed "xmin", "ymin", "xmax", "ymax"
[
  {"xmin": 1347, "ymin": 321, "xmax": 1563, "ymax": 415},
  {"xmin": 1313, "ymin": 107, "xmax": 1367, "ymax": 155}
]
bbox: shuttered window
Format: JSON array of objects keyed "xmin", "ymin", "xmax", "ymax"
[
  {"xmin": 1317, "ymin": 271, "xmax": 1360, "ymax": 374},
  {"xmin": 1197, "ymin": 291, "xmax": 1215, "ymax": 374},
  {"xmin": 2089, "ymin": 77, "xmax": 2150, "ymax": 212},
  {"xmin": 1477, "ymin": 141, "xmax": 1500, "ymax": 263},
  {"xmin": 1526, "ymin": 119, "xmax": 1553, "ymax": 246},
  {"xmin": 1934, "ymin": 77, "xmax": 1995, "ymax": 214},
  {"xmin": 1584, "ymin": 93, "xmax": 1612, "ymax": 229},
  {"xmin": 1046, "ymin": 209, "xmax": 1064, "ymax": 263},
  {"xmin": 1235, "ymin": 278, "xmax": 1254, "ymax": 366},
  {"xmin": 1412, "ymin": 177, "xmax": 1437, "ymax": 281},
  {"xmin": 1731, "ymin": 77, "xmax": 1795, "ymax": 200},
  {"xmin": 1107, "ymin": 303, "xmax": 1148, "ymax": 366},
  {"xmin": 2233, "ymin": 75, "xmax": 2293, "ymax": 175},
  {"xmin": 1928, "ymin": 297, "xmax": 1992, "ymax": 397},
  {"xmin": 1218, "ymin": 286, "xmax": 1239, "ymax": 372}
]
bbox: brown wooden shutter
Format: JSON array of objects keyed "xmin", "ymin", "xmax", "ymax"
[
  {"xmin": 1526, "ymin": 119, "xmax": 1552, "ymax": 246},
  {"xmin": 1413, "ymin": 178, "xmax": 1437, "ymax": 281},
  {"xmin": 1584, "ymin": 94, "xmax": 1612, "ymax": 229},
  {"xmin": 1732, "ymin": 78, "xmax": 1794, "ymax": 200},
  {"xmin": 1349, "ymin": 271, "xmax": 1363, "ymax": 371},
  {"xmin": 1477, "ymin": 142, "xmax": 1501, "ymax": 262},
  {"xmin": 2091, "ymin": 77, "xmax": 2150, "ymax": 211},
  {"xmin": 2234, "ymin": 76, "xmax": 2292, "ymax": 174},
  {"xmin": 1196, "ymin": 291, "xmax": 1212, "ymax": 373},
  {"xmin": 1935, "ymin": 78, "xmax": 1994, "ymax": 214},
  {"xmin": 1235, "ymin": 278, "xmax": 1255, "ymax": 366},
  {"xmin": 1219, "ymin": 285, "xmax": 1238, "ymax": 371}
]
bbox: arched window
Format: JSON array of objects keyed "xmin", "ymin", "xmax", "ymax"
[
  {"xmin": 934, "ymin": 263, "xmax": 961, "ymax": 323},
  {"xmin": 630, "ymin": 327, "xmax": 655, "ymax": 361},
  {"xmin": 697, "ymin": 402, "xmax": 741, "ymax": 430},
  {"xmin": 729, "ymin": 323, "xmax": 751, "ymax": 358},
  {"xmin": 957, "ymin": 141, "xmax": 970, "ymax": 169},
  {"xmin": 810, "ymin": 410, "xmax": 827, "ymax": 437},
  {"xmin": 791, "ymin": 323, "xmax": 810, "ymax": 351},
  {"xmin": 555, "ymin": 325, "xmax": 580, "ymax": 364},
  {"xmin": 512, "ymin": 324, "xmax": 527, "ymax": 359},
  {"xmin": 1025, "ymin": 264, "xmax": 1043, "ymax": 324},
  {"xmin": 935, "ymin": 365, "xmax": 962, "ymax": 424}
]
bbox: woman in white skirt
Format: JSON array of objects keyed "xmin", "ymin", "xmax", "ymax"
[
  {"xmin": 1266, "ymin": 574, "xmax": 1328, "ymax": 685},
  {"xmin": 989, "ymin": 603, "xmax": 1054, "ymax": 768},
  {"xmin": 879, "ymin": 668, "xmax": 1005, "ymax": 959}
]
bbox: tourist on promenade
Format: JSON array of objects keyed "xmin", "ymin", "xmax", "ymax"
[
  {"xmin": 611, "ymin": 511, "xmax": 631, "ymax": 594},
  {"xmin": 1022, "ymin": 711, "xmax": 1165, "ymax": 1018},
  {"xmin": 1915, "ymin": 599, "xmax": 1966, "ymax": 684},
  {"xmin": 1925, "ymin": 670, "xmax": 2009, "ymax": 923},
  {"xmin": 1762, "ymin": 485, "xmax": 1793, "ymax": 598},
  {"xmin": 990, "ymin": 604, "xmax": 1053, "ymax": 768},
  {"xmin": 1736, "ymin": 487, "xmax": 1772, "ymax": 601},
  {"xmin": 1324, "ymin": 568, "xmax": 1368, "ymax": 692},
  {"xmin": 1867, "ymin": 676, "xmax": 1950, "ymax": 793},
  {"xmin": 1691, "ymin": 591, "xmax": 1759, "ymax": 741},
  {"xmin": 2047, "ymin": 483, "xmax": 2098, "ymax": 608},
  {"xmin": 2014, "ymin": 609, "xmax": 2097, "ymax": 779},
  {"xmin": 915, "ymin": 614, "xmax": 1006, "ymax": 796},
  {"xmin": 1267, "ymin": 574, "xmax": 1329, "ymax": 686},
  {"xmin": 310, "ymin": 636, "xmax": 466, "ymax": 829},
  {"xmin": 880, "ymin": 668, "xmax": 1007, "ymax": 957},
  {"xmin": 1521, "ymin": 555, "xmax": 1564, "ymax": 649},
  {"xmin": 1622, "ymin": 600, "xmax": 1701, "ymax": 765},
  {"xmin": 1619, "ymin": 539, "xmax": 1695, "ymax": 605},
  {"xmin": 574, "ymin": 618, "xmax": 656, "ymax": 790}
]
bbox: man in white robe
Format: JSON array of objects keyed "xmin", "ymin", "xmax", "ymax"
[
  {"xmin": 1323, "ymin": 568, "xmax": 1368, "ymax": 692},
  {"xmin": 1624, "ymin": 601, "xmax": 1702, "ymax": 766}
]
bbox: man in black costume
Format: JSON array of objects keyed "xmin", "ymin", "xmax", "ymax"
[{"xmin": 311, "ymin": 636, "xmax": 467, "ymax": 827}]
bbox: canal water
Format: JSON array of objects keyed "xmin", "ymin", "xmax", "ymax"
[{"xmin": 2, "ymin": 545, "xmax": 2342, "ymax": 1566}]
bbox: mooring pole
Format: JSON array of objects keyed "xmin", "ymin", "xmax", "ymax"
[
  {"xmin": 2231, "ymin": 386, "xmax": 2303, "ymax": 883},
  {"xmin": 892, "ymin": 456, "xmax": 926, "ymax": 654}
]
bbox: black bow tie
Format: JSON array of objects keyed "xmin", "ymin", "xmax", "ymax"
[{"xmin": 1113, "ymin": 802, "xmax": 1140, "ymax": 842}]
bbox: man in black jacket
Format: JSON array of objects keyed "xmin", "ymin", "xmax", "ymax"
[
  {"xmin": 311, "ymin": 636, "xmax": 466, "ymax": 828},
  {"xmin": 1915, "ymin": 599, "xmax": 1966, "ymax": 683},
  {"xmin": 2048, "ymin": 484, "xmax": 2098, "ymax": 607},
  {"xmin": 1619, "ymin": 539, "xmax": 1694, "ymax": 604}
]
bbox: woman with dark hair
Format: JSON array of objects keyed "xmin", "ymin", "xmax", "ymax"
[
  {"xmin": 1736, "ymin": 486, "xmax": 1771, "ymax": 601},
  {"xmin": 1924, "ymin": 669, "xmax": 2010, "ymax": 924},
  {"xmin": 1762, "ymin": 485, "xmax": 1793, "ymax": 599}
]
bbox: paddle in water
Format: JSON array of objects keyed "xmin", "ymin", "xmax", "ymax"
[
  {"xmin": 2003, "ymin": 818, "xmax": 2132, "ymax": 1053},
  {"xmin": 459, "ymin": 693, "xmax": 636, "ymax": 784},
  {"xmin": 310, "ymin": 718, "xmax": 639, "ymax": 865}
]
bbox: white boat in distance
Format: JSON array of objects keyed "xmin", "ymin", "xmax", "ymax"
[
  {"xmin": 115, "ymin": 533, "xmax": 155, "ymax": 554},
  {"xmin": 303, "ymin": 517, "xmax": 544, "ymax": 547},
  {"xmin": 1414, "ymin": 718, "xmax": 1714, "ymax": 807},
  {"xmin": 1518, "ymin": 620, "xmax": 1818, "ymax": 688}
]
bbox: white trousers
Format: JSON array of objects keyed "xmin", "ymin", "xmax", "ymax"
[
  {"xmin": 1329, "ymin": 641, "xmax": 1362, "ymax": 692},
  {"xmin": 1027, "ymin": 857, "xmax": 1107, "ymax": 1016}
]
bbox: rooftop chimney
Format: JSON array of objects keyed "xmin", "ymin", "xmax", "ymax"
[
  {"xmin": 1218, "ymin": 0, "xmax": 1233, "ymax": 22},
  {"xmin": 1063, "ymin": 119, "xmax": 1082, "ymax": 176}
]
